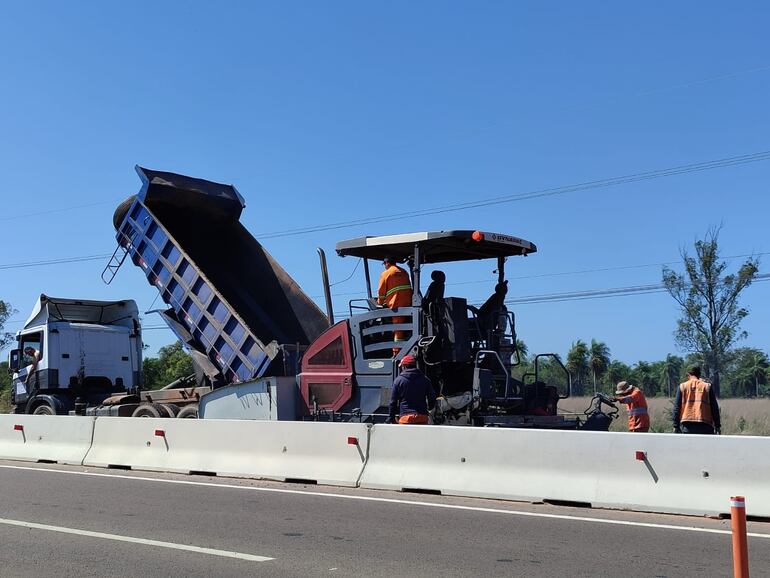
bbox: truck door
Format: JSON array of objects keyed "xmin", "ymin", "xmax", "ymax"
[{"xmin": 13, "ymin": 331, "xmax": 45, "ymax": 404}]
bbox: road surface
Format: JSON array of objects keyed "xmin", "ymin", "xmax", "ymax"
[{"xmin": 0, "ymin": 460, "xmax": 767, "ymax": 577}]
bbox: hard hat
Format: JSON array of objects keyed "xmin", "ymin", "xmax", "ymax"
[{"xmin": 399, "ymin": 355, "xmax": 416, "ymax": 367}]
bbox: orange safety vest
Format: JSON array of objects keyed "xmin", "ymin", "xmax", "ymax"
[
  {"xmin": 377, "ymin": 265, "xmax": 413, "ymax": 308},
  {"xmin": 618, "ymin": 387, "xmax": 650, "ymax": 432},
  {"xmin": 678, "ymin": 378, "xmax": 714, "ymax": 425}
]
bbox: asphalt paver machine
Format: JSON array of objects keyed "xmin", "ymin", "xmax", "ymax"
[{"xmin": 302, "ymin": 231, "xmax": 576, "ymax": 427}]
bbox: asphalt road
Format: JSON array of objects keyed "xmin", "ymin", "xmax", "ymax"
[{"xmin": 0, "ymin": 460, "xmax": 768, "ymax": 577}]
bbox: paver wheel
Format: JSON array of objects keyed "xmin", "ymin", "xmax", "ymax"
[{"xmin": 32, "ymin": 404, "xmax": 55, "ymax": 416}]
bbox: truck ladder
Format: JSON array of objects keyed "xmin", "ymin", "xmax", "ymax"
[{"xmin": 101, "ymin": 230, "xmax": 135, "ymax": 285}]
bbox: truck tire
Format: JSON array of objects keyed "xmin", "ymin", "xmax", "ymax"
[
  {"xmin": 160, "ymin": 403, "xmax": 180, "ymax": 418},
  {"xmin": 32, "ymin": 403, "xmax": 55, "ymax": 416},
  {"xmin": 176, "ymin": 405, "xmax": 199, "ymax": 419},
  {"xmin": 131, "ymin": 403, "xmax": 169, "ymax": 418}
]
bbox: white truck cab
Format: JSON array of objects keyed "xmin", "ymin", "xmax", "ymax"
[{"xmin": 7, "ymin": 295, "xmax": 142, "ymax": 415}]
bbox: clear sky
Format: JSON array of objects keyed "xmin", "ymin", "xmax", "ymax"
[{"xmin": 1, "ymin": 1, "xmax": 768, "ymax": 365}]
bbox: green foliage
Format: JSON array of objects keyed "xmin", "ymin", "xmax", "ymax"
[
  {"xmin": 588, "ymin": 339, "xmax": 611, "ymax": 394},
  {"xmin": 662, "ymin": 227, "xmax": 759, "ymax": 396},
  {"xmin": 142, "ymin": 342, "xmax": 194, "ymax": 390},
  {"xmin": 631, "ymin": 360, "xmax": 659, "ymax": 397},
  {"xmin": 0, "ymin": 300, "xmax": 16, "ymax": 351},
  {"xmin": 607, "ymin": 360, "xmax": 631, "ymax": 390},
  {"xmin": 566, "ymin": 340, "xmax": 589, "ymax": 395},
  {"xmin": 0, "ymin": 361, "xmax": 10, "ymax": 413}
]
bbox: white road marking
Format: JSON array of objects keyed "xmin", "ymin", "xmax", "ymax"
[
  {"xmin": 0, "ymin": 515, "xmax": 273, "ymax": 562},
  {"xmin": 2, "ymin": 463, "xmax": 769, "ymax": 539}
]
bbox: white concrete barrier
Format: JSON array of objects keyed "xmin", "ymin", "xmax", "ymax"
[
  {"xmin": 84, "ymin": 418, "xmax": 370, "ymax": 487},
  {"xmin": 0, "ymin": 414, "xmax": 95, "ymax": 465},
  {"xmin": 361, "ymin": 425, "xmax": 770, "ymax": 517}
]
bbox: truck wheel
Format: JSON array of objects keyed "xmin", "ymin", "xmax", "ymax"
[
  {"xmin": 131, "ymin": 403, "xmax": 168, "ymax": 418},
  {"xmin": 160, "ymin": 403, "xmax": 179, "ymax": 418},
  {"xmin": 32, "ymin": 404, "xmax": 55, "ymax": 416},
  {"xmin": 176, "ymin": 405, "xmax": 199, "ymax": 419}
]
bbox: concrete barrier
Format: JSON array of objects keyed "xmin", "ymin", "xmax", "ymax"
[
  {"xmin": 0, "ymin": 414, "xmax": 95, "ymax": 465},
  {"xmin": 84, "ymin": 418, "xmax": 370, "ymax": 487},
  {"xmin": 360, "ymin": 425, "xmax": 770, "ymax": 517}
]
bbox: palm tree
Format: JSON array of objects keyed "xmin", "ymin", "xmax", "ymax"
[
  {"xmin": 566, "ymin": 340, "xmax": 589, "ymax": 396},
  {"xmin": 659, "ymin": 354, "xmax": 683, "ymax": 397},
  {"xmin": 515, "ymin": 339, "xmax": 528, "ymax": 364},
  {"xmin": 607, "ymin": 360, "xmax": 631, "ymax": 388},
  {"xmin": 743, "ymin": 351, "xmax": 769, "ymax": 397},
  {"xmin": 588, "ymin": 339, "xmax": 611, "ymax": 394}
]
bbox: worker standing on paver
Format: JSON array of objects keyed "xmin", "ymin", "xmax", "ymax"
[
  {"xmin": 613, "ymin": 381, "xmax": 650, "ymax": 433},
  {"xmin": 387, "ymin": 355, "xmax": 437, "ymax": 424},
  {"xmin": 673, "ymin": 366, "xmax": 721, "ymax": 435},
  {"xmin": 377, "ymin": 256, "xmax": 413, "ymax": 352}
]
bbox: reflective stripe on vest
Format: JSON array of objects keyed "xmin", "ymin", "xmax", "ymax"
[
  {"xmin": 679, "ymin": 379, "xmax": 714, "ymax": 425},
  {"xmin": 628, "ymin": 407, "xmax": 648, "ymax": 416},
  {"xmin": 385, "ymin": 284, "xmax": 412, "ymax": 298}
]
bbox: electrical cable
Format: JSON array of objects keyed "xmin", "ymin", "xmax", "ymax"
[{"xmin": 255, "ymin": 150, "xmax": 770, "ymax": 239}]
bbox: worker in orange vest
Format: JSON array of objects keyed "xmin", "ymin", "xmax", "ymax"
[
  {"xmin": 377, "ymin": 256, "xmax": 413, "ymax": 353},
  {"xmin": 613, "ymin": 381, "xmax": 650, "ymax": 433},
  {"xmin": 673, "ymin": 366, "xmax": 721, "ymax": 435}
]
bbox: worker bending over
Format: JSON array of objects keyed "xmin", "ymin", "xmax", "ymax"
[
  {"xmin": 613, "ymin": 381, "xmax": 649, "ymax": 433},
  {"xmin": 377, "ymin": 256, "xmax": 413, "ymax": 353},
  {"xmin": 387, "ymin": 355, "xmax": 437, "ymax": 424},
  {"xmin": 673, "ymin": 366, "xmax": 721, "ymax": 435}
]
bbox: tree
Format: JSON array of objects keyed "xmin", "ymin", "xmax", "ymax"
[
  {"xmin": 142, "ymin": 342, "xmax": 194, "ymax": 390},
  {"xmin": 662, "ymin": 228, "xmax": 759, "ymax": 396},
  {"xmin": 0, "ymin": 361, "xmax": 10, "ymax": 412},
  {"xmin": 566, "ymin": 340, "xmax": 589, "ymax": 395},
  {"xmin": 631, "ymin": 361, "xmax": 658, "ymax": 396},
  {"xmin": 0, "ymin": 300, "xmax": 16, "ymax": 351},
  {"xmin": 607, "ymin": 360, "xmax": 631, "ymax": 388},
  {"xmin": 515, "ymin": 339, "xmax": 528, "ymax": 364},
  {"xmin": 658, "ymin": 354, "xmax": 684, "ymax": 397},
  {"xmin": 588, "ymin": 339, "xmax": 611, "ymax": 394},
  {"xmin": 729, "ymin": 348, "xmax": 769, "ymax": 398}
]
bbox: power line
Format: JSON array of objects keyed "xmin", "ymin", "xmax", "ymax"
[
  {"xmin": 505, "ymin": 273, "xmax": 770, "ymax": 305},
  {"xmin": 313, "ymin": 251, "xmax": 768, "ymax": 301},
  {"xmin": 0, "ymin": 254, "xmax": 111, "ymax": 271},
  {"xmin": 255, "ymin": 150, "xmax": 770, "ymax": 239},
  {"xmin": 0, "ymin": 199, "xmax": 121, "ymax": 222},
  {"xmin": 3, "ymin": 150, "xmax": 769, "ymax": 275}
]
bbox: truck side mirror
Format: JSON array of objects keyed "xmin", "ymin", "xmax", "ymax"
[{"xmin": 8, "ymin": 349, "xmax": 21, "ymax": 372}]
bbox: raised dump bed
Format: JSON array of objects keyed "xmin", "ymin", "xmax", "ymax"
[{"xmin": 107, "ymin": 166, "xmax": 329, "ymax": 386}]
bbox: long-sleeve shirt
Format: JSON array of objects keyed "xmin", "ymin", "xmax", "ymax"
[
  {"xmin": 616, "ymin": 387, "xmax": 650, "ymax": 432},
  {"xmin": 377, "ymin": 265, "xmax": 413, "ymax": 308},
  {"xmin": 389, "ymin": 368, "xmax": 437, "ymax": 419},
  {"xmin": 673, "ymin": 379, "xmax": 721, "ymax": 430}
]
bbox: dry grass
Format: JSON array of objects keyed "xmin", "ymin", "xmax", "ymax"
[{"xmin": 559, "ymin": 396, "xmax": 770, "ymax": 435}]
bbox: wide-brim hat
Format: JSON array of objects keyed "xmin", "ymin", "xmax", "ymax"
[{"xmin": 615, "ymin": 381, "xmax": 633, "ymax": 396}]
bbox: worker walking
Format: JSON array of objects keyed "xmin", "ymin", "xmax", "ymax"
[
  {"xmin": 673, "ymin": 366, "xmax": 721, "ymax": 435},
  {"xmin": 613, "ymin": 381, "xmax": 650, "ymax": 433},
  {"xmin": 387, "ymin": 355, "xmax": 437, "ymax": 424},
  {"xmin": 377, "ymin": 256, "xmax": 414, "ymax": 353}
]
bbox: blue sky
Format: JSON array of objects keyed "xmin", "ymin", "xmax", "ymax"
[{"xmin": 1, "ymin": 1, "xmax": 768, "ymax": 364}]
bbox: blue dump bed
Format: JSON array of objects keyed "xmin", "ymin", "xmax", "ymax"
[{"xmin": 110, "ymin": 167, "xmax": 329, "ymax": 386}]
